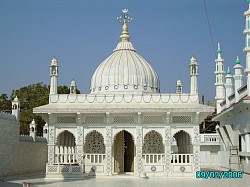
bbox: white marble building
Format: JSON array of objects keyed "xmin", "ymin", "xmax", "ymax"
[
  {"xmin": 33, "ymin": 9, "xmax": 214, "ymax": 178},
  {"xmin": 213, "ymin": 0, "xmax": 250, "ymax": 173}
]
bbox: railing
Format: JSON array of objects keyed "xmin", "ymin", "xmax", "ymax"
[
  {"xmin": 142, "ymin": 154, "xmax": 165, "ymax": 164},
  {"xmin": 54, "ymin": 146, "xmax": 77, "ymax": 164},
  {"xmin": 200, "ymin": 134, "xmax": 220, "ymax": 145},
  {"xmin": 84, "ymin": 154, "xmax": 106, "ymax": 164},
  {"xmin": 171, "ymin": 154, "xmax": 193, "ymax": 164}
]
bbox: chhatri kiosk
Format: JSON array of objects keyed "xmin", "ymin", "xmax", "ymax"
[{"xmin": 34, "ymin": 9, "xmax": 213, "ymax": 178}]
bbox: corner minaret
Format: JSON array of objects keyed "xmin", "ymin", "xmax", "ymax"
[
  {"xmin": 70, "ymin": 79, "xmax": 77, "ymax": 94},
  {"xmin": 233, "ymin": 56, "xmax": 243, "ymax": 102},
  {"xmin": 176, "ymin": 79, "xmax": 183, "ymax": 94},
  {"xmin": 50, "ymin": 57, "xmax": 59, "ymax": 94},
  {"xmin": 225, "ymin": 68, "xmax": 234, "ymax": 107},
  {"xmin": 215, "ymin": 43, "xmax": 225, "ymax": 114},
  {"xmin": 189, "ymin": 55, "xmax": 199, "ymax": 94},
  {"xmin": 11, "ymin": 96, "xmax": 20, "ymax": 121},
  {"xmin": 244, "ymin": 1, "xmax": 250, "ymax": 96}
]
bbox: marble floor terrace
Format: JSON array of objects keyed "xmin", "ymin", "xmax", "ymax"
[{"xmin": 0, "ymin": 167, "xmax": 250, "ymax": 187}]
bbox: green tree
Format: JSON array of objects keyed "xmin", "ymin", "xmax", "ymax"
[
  {"xmin": 7, "ymin": 83, "xmax": 80, "ymax": 135},
  {"xmin": 0, "ymin": 93, "xmax": 11, "ymax": 112},
  {"xmin": 57, "ymin": 85, "xmax": 80, "ymax": 94},
  {"xmin": 11, "ymin": 82, "xmax": 49, "ymax": 135}
]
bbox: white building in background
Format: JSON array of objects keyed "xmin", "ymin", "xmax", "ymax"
[
  {"xmin": 33, "ymin": 9, "xmax": 215, "ymax": 179},
  {"xmin": 213, "ymin": 0, "xmax": 250, "ymax": 173}
]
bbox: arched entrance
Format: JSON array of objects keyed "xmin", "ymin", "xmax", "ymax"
[
  {"xmin": 113, "ymin": 130, "xmax": 135, "ymax": 173},
  {"xmin": 173, "ymin": 130, "xmax": 192, "ymax": 153},
  {"xmin": 55, "ymin": 130, "xmax": 76, "ymax": 164}
]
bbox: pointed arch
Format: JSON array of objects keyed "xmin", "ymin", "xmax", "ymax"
[
  {"xmin": 84, "ymin": 130, "xmax": 105, "ymax": 154},
  {"xmin": 113, "ymin": 129, "xmax": 135, "ymax": 144},
  {"xmin": 56, "ymin": 130, "xmax": 76, "ymax": 146},
  {"xmin": 113, "ymin": 130, "xmax": 135, "ymax": 172},
  {"xmin": 143, "ymin": 130, "xmax": 164, "ymax": 154},
  {"xmin": 173, "ymin": 130, "xmax": 192, "ymax": 154}
]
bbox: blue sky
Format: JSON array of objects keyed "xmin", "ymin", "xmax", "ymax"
[{"xmin": 0, "ymin": 0, "xmax": 247, "ymax": 103}]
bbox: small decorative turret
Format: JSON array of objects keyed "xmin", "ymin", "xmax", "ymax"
[
  {"xmin": 189, "ymin": 55, "xmax": 199, "ymax": 94},
  {"xmin": 233, "ymin": 56, "xmax": 243, "ymax": 102},
  {"xmin": 70, "ymin": 79, "xmax": 77, "ymax": 94},
  {"xmin": 29, "ymin": 119, "xmax": 37, "ymax": 141},
  {"xmin": 215, "ymin": 43, "xmax": 225, "ymax": 114},
  {"xmin": 225, "ymin": 67, "xmax": 234, "ymax": 107},
  {"xmin": 176, "ymin": 79, "xmax": 183, "ymax": 94},
  {"xmin": 50, "ymin": 57, "xmax": 59, "ymax": 94},
  {"xmin": 11, "ymin": 96, "xmax": 20, "ymax": 121}
]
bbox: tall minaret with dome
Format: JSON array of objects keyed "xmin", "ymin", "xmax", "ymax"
[
  {"xmin": 49, "ymin": 57, "xmax": 59, "ymax": 94},
  {"xmin": 233, "ymin": 56, "xmax": 243, "ymax": 102},
  {"xmin": 215, "ymin": 43, "xmax": 225, "ymax": 113},
  {"xmin": 244, "ymin": 0, "xmax": 250, "ymax": 96},
  {"xmin": 189, "ymin": 55, "xmax": 198, "ymax": 94}
]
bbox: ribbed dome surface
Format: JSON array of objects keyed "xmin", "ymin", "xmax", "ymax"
[{"xmin": 90, "ymin": 21, "xmax": 160, "ymax": 94}]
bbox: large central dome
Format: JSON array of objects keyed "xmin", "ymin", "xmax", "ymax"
[{"xmin": 90, "ymin": 14, "xmax": 160, "ymax": 94}]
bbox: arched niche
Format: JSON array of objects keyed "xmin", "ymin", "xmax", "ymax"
[
  {"xmin": 84, "ymin": 130, "xmax": 105, "ymax": 154},
  {"xmin": 142, "ymin": 130, "xmax": 164, "ymax": 154}
]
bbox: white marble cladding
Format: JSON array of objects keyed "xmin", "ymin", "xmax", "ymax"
[
  {"xmin": 171, "ymin": 115, "xmax": 192, "ymax": 123},
  {"xmin": 57, "ymin": 116, "xmax": 76, "ymax": 123},
  {"xmin": 0, "ymin": 112, "xmax": 16, "ymax": 121},
  {"xmin": 49, "ymin": 93, "xmax": 199, "ymax": 104},
  {"xmin": 85, "ymin": 116, "xmax": 105, "ymax": 124},
  {"xmin": 50, "ymin": 112, "xmax": 200, "ymax": 125}
]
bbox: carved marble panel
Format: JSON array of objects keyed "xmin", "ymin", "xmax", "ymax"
[
  {"xmin": 136, "ymin": 126, "xmax": 143, "ymax": 176},
  {"xmin": 105, "ymin": 126, "xmax": 112, "ymax": 175},
  {"xmin": 164, "ymin": 126, "xmax": 171, "ymax": 175}
]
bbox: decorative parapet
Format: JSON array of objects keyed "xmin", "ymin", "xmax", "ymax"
[
  {"xmin": 200, "ymin": 133, "xmax": 220, "ymax": 145},
  {"xmin": 49, "ymin": 93, "xmax": 200, "ymax": 104},
  {"xmin": 36, "ymin": 136, "xmax": 47, "ymax": 143},
  {"xmin": 19, "ymin": 135, "xmax": 47, "ymax": 142},
  {"xmin": 0, "ymin": 112, "xmax": 16, "ymax": 121},
  {"xmin": 220, "ymin": 84, "xmax": 248, "ymax": 111},
  {"xmin": 20, "ymin": 135, "xmax": 33, "ymax": 142}
]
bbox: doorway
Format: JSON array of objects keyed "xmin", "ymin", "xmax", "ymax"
[{"xmin": 114, "ymin": 130, "xmax": 134, "ymax": 173}]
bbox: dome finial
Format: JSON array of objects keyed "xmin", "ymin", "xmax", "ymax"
[
  {"xmin": 117, "ymin": 9, "xmax": 132, "ymax": 42},
  {"xmin": 216, "ymin": 42, "xmax": 223, "ymax": 60},
  {"xmin": 235, "ymin": 56, "xmax": 240, "ymax": 64},
  {"xmin": 217, "ymin": 43, "xmax": 222, "ymax": 54}
]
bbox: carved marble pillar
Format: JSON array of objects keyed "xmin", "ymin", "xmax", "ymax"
[
  {"xmin": 164, "ymin": 125, "xmax": 171, "ymax": 176},
  {"xmin": 76, "ymin": 125, "xmax": 84, "ymax": 165},
  {"xmin": 105, "ymin": 126, "xmax": 112, "ymax": 175},
  {"xmin": 193, "ymin": 125, "xmax": 200, "ymax": 173},
  {"xmin": 48, "ymin": 125, "xmax": 55, "ymax": 165},
  {"xmin": 136, "ymin": 126, "xmax": 143, "ymax": 176}
]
